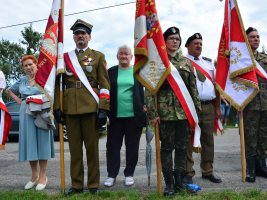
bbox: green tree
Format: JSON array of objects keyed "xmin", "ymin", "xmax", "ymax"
[
  {"xmin": 20, "ymin": 24, "xmax": 43, "ymax": 56},
  {"xmin": 0, "ymin": 39, "xmax": 25, "ymax": 86}
]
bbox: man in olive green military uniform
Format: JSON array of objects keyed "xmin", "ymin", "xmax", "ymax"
[
  {"xmin": 54, "ymin": 19, "xmax": 110, "ymax": 195},
  {"xmin": 145, "ymin": 27, "xmax": 201, "ymax": 196},
  {"xmin": 185, "ymin": 33, "xmax": 222, "ymax": 184},
  {"xmin": 244, "ymin": 27, "xmax": 267, "ymax": 182}
]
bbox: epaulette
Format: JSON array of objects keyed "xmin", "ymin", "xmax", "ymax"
[{"xmin": 202, "ymin": 56, "xmax": 212, "ymax": 62}]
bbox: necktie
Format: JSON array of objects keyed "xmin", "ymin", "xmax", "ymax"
[
  {"xmin": 194, "ymin": 57, "xmax": 199, "ymax": 60},
  {"xmin": 79, "ymin": 49, "xmax": 84, "ymax": 54}
]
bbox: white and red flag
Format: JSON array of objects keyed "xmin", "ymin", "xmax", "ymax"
[
  {"xmin": 134, "ymin": 0, "xmax": 200, "ymax": 147},
  {"xmin": 35, "ymin": 0, "xmax": 64, "ymax": 123},
  {"xmin": 215, "ymin": 0, "xmax": 259, "ymax": 111},
  {"xmin": 0, "ymin": 99, "xmax": 12, "ymax": 150}
]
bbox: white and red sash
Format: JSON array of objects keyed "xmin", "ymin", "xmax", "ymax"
[
  {"xmin": 187, "ymin": 57, "xmax": 213, "ymax": 83},
  {"xmin": 167, "ymin": 63, "xmax": 201, "ymax": 148},
  {"xmin": 0, "ymin": 98, "xmax": 12, "ymax": 150},
  {"xmin": 255, "ymin": 60, "xmax": 267, "ymax": 80},
  {"xmin": 64, "ymin": 50, "xmax": 99, "ymax": 104},
  {"xmin": 188, "ymin": 57, "xmax": 224, "ymax": 135}
]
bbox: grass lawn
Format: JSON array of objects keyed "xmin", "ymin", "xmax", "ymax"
[{"xmin": 0, "ymin": 189, "xmax": 266, "ymax": 200}]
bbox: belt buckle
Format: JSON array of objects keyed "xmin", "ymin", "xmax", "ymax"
[
  {"xmin": 260, "ymin": 83, "xmax": 265, "ymax": 89},
  {"xmin": 76, "ymin": 81, "xmax": 82, "ymax": 88}
]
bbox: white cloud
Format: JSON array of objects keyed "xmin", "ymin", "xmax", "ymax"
[{"xmin": 0, "ymin": 0, "xmax": 266, "ymax": 67}]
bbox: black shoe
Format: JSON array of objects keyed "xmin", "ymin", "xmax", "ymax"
[
  {"xmin": 164, "ymin": 185, "xmax": 175, "ymax": 197},
  {"xmin": 65, "ymin": 187, "xmax": 83, "ymax": 196},
  {"xmin": 202, "ymin": 174, "xmax": 222, "ymax": 183},
  {"xmin": 89, "ymin": 188, "xmax": 98, "ymax": 194},
  {"xmin": 184, "ymin": 175, "xmax": 193, "ymax": 184}
]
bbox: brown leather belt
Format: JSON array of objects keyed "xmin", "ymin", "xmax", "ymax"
[
  {"xmin": 200, "ymin": 100, "xmax": 214, "ymax": 105},
  {"xmin": 65, "ymin": 81, "xmax": 98, "ymax": 89},
  {"xmin": 65, "ymin": 81, "xmax": 83, "ymax": 89}
]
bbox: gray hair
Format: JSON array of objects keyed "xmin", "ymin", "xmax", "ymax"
[{"xmin": 117, "ymin": 45, "xmax": 133, "ymax": 55}]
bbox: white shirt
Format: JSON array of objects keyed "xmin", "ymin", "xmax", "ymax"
[{"xmin": 186, "ymin": 54, "xmax": 216, "ymax": 101}]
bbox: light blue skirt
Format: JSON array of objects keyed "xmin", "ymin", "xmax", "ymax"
[{"xmin": 18, "ymin": 101, "xmax": 55, "ymax": 161}]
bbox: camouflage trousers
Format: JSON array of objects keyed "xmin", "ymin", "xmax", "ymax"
[
  {"xmin": 159, "ymin": 120, "xmax": 190, "ymax": 174},
  {"xmin": 243, "ymin": 109, "xmax": 267, "ymax": 159}
]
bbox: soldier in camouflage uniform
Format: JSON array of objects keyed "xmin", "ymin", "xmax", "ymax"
[
  {"xmin": 244, "ymin": 27, "xmax": 267, "ymax": 182},
  {"xmin": 145, "ymin": 27, "xmax": 201, "ymax": 196},
  {"xmin": 54, "ymin": 19, "xmax": 110, "ymax": 195}
]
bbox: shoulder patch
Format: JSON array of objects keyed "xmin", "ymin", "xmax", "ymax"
[{"xmin": 202, "ymin": 56, "xmax": 212, "ymax": 62}]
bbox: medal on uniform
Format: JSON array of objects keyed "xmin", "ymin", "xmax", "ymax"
[{"xmin": 86, "ymin": 65, "xmax": 93, "ymax": 72}]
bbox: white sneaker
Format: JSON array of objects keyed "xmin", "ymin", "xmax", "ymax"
[
  {"xmin": 125, "ymin": 176, "xmax": 134, "ymax": 186},
  {"xmin": 235, "ymin": 124, "xmax": 238, "ymax": 128},
  {"xmin": 104, "ymin": 177, "xmax": 115, "ymax": 187}
]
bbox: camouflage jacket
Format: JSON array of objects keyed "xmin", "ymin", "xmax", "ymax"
[
  {"xmin": 145, "ymin": 53, "xmax": 201, "ymax": 120},
  {"xmin": 246, "ymin": 51, "xmax": 267, "ymax": 111}
]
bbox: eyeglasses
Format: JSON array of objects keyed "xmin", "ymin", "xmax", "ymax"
[{"xmin": 167, "ymin": 37, "xmax": 180, "ymax": 42}]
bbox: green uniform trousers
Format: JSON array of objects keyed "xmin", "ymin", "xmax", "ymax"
[
  {"xmin": 186, "ymin": 103, "xmax": 215, "ymax": 177},
  {"xmin": 244, "ymin": 110, "xmax": 267, "ymax": 159},
  {"xmin": 65, "ymin": 113, "xmax": 99, "ymax": 190},
  {"xmin": 160, "ymin": 120, "xmax": 190, "ymax": 173}
]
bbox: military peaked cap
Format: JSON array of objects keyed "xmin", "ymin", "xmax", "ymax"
[
  {"xmin": 70, "ymin": 19, "xmax": 93, "ymax": 34},
  {"xmin": 185, "ymin": 33, "xmax": 202, "ymax": 47},
  {"xmin": 163, "ymin": 26, "xmax": 181, "ymax": 48},
  {"xmin": 246, "ymin": 27, "xmax": 257, "ymax": 35}
]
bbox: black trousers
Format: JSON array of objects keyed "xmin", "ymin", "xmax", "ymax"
[{"xmin": 106, "ymin": 117, "xmax": 142, "ymax": 178}]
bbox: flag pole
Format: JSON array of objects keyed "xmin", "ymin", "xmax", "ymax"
[
  {"xmin": 238, "ymin": 111, "xmax": 246, "ymax": 182},
  {"xmin": 59, "ymin": 0, "xmax": 65, "ymax": 192},
  {"xmin": 154, "ymin": 95, "xmax": 163, "ymax": 195}
]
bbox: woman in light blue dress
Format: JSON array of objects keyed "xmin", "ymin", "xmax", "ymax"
[{"xmin": 6, "ymin": 55, "xmax": 54, "ymax": 191}]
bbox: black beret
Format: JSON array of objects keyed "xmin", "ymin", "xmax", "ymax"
[
  {"xmin": 70, "ymin": 19, "xmax": 93, "ymax": 34},
  {"xmin": 185, "ymin": 33, "xmax": 202, "ymax": 47},
  {"xmin": 246, "ymin": 27, "xmax": 257, "ymax": 35},
  {"xmin": 163, "ymin": 26, "xmax": 181, "ymax": 48}
]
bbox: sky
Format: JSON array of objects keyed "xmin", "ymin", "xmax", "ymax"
[{"xmin": 0, "ymin": 0, "xmax": 266, "ymax": 67}]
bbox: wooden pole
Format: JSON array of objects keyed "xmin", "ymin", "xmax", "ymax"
[
  {"xmin": 154, "ymin": 96, "xmax": 163, "ymax": 195},
  {"xmin": 238, "ymin": 111, "xmax": 246, "ymax": 182},
  {"xmin": 59, "ymin": 0, "xmax": 65, "ymax": 191}
]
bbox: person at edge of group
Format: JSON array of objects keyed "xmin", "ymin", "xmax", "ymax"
[
  {"xmin": 6, "ymin": 55, "xmax": 55, "ymax": 191},
  {"xmin": 243, "ymin": 27, "xmax": 267, "ymax": 182},
  {"xmin": 220, "ymin": 94, "xmax": 231, "ymax": 127},
  {"xmin": 184, "ymin": 33, "xmax": 222, "ymax": 185},
  {"xmin": 104, "ymin": 45, "xmax": 146, "ymax": 187},
  {"xmin": 145, "ymin": 27, "xmax": 201, "ymax": 197},
  {"xmin": 53, "ymin": 19, "xmax": 110, "ymax": 195}
]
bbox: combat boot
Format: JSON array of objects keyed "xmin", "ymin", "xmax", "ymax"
[
  {"xmin": 255, "ymin": 159, "xmax": 267, "ymax": 178},
  {"xmin": 245, "ymin": 157, "xmax": 256, "ymax": 182},
  {"xmin": 173, "ymin": 169, "xmax": 196, "ymax": 194},
  {"xmin": 163, "ymin": 172, "xmax": 175, "ymax": 197}
]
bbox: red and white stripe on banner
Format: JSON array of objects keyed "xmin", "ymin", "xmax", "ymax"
[
  {"xmin": 167, "ymin": 64, "xmax": 201, "ymax": 148},
  {"xmin": 0, "ymin": 99, "xmax": 12, "ymax": 150},
  {"xmin": 64, "ymin": 51, "xmax": 99, "ymax": 104}
]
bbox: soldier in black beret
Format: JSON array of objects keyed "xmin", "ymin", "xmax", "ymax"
[
  {"xmin": 185, "ymin": 33, "xmax": 202, "ymax": 47},
  {"xmin": 163, "ymin": 26, "xmax": 182, "ymax": 48},
  {"xmin": 146, "ymin": 27, "xmax": 201, "ymax": 196},
  {"xmin": 245, "ymin": 27, "xmax": 257, "ymax": 35},
  {"xmin": 244, "ymin": 27, "xmax": 267, "ymax": 183},
  {"xmin": 54, "ymin": 19, "xmax": 110, "ymax": 195},
  {"xmin": 184, "ymin": 33, "xmax": 222, "ymax": 185}
]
